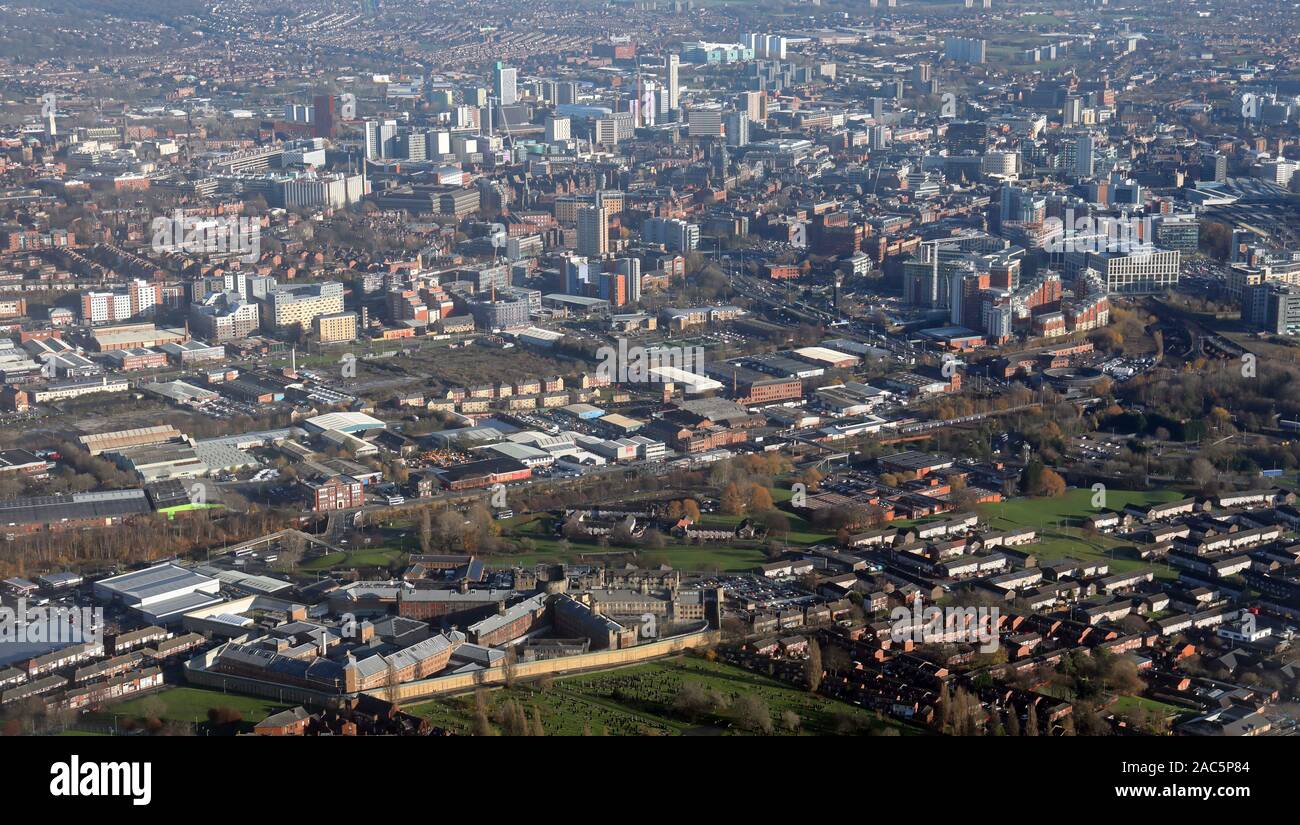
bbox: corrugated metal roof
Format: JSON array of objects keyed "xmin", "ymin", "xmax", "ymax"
[
  {"xmin": 0, "ymin": 488, "xmax": 151, "ymax": 526},
  {"xmin": 97, "ymin": 563, "xmax": 216, "ymax": 601}
]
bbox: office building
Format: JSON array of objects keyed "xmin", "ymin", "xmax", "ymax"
[
  {"xmin": 737, "ymin": 91, "xmax": 767, "ymax": 123},
  {"xmin": 313, "ymin": 94, "xmax": 337, "ymax": 139},
  {"xmin": 1063, "ymin": 96, "xmax": 1084, "ymax": 126},
  {"xmin": 1242, "ymin": 282, "xmax": 1300, "ymax": 336},
  {"xmin": 615, "ymin": 257, "xmax": 642, "ymax": 303},
  {"xmin": 643, "ymin": 218, "xmax": 699, "ymax": 252},
  {"xmin": 313, "ymin": 311, "xmax": 359, "ymax": 343},
  {"xmin": 1075, "ymin": 133, "xmax": 1096, "ymax": 178},
  {"xmin": 577, "ymin": 206, "xmax": 609, "ymax": 258},
  {"xmin": 493, "ymin": 62, "xmax": 518, "ymax": 106},
  {"xmin": 666, "ymin": 54, "xmax": 680, "ymax": 112},
  {"xmin": 81, "ymin": 280, "xmax": 160, "ymax": 326},
  {"xmin": 687, "ymin": 106, "xmax": 724, "ymax": 138},
  {"xmin": 1153, "ymin": 216, "xmax": 1199, "ymax": 252},
  {"xmin": 397, "ymin": 130, "xmax": 427, "ymax": 161},
  {"xmin": 364, "ymin": 119, "xmax": 398, "ymax": 160},
  {"xmin": 944, "ymin": 37, "xmax": 987, "ymax": 64},
  {"xmin": 189, "ymin": 292, "xmax": 259, "ymax": 342},
  {"xmin": 261, "ymin": 282, "xmax": 346, "ymax": 335},
  {"xmin": 1064, "ymin": 247, "xmax": 1180, "ymax": 294},
  {"xmin": 725, "ymin": 110, "xmax": 750, "ymax": 146},
  {"xmin": 281, "ymin": 173, "xmax": 368, "ymax": 210},
  {"xmin": 468, "ymin": 291, "xmax": 532, "ymax": 330},
  {"xmin": 594, "ymin": 111, "xmax": 635, "ymax": 146},
  {"xmin": 563, "ymin": 255, "xmax": 592, "ymax": 295},
  {"xmin": 545, "ymin": 116, "xmax": 571, "ymax": 142},
  {"xmin": 982, "ymin": 151, "xmax": 1019, "ymax": 178}
]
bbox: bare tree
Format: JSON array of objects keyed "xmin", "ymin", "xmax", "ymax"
[
  {"xmin": 733, "ymin": 695, "xmax": 773, "ymax": 734},
  {"xmin": 805, "ymin": 643, "xmax": 823, "ymax": 692},
  {"xmin": 502, "ymin": 646, "xmax": 518, "ymax": 689},
  {"xmin": 418, "ymin": 508, "xmax": 433, "ymax": 554},
  {"xmin": 471, "ymin": 689, "xmax": 496, "ymax": 736}
]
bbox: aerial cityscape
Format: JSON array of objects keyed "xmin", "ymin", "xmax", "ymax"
[{"xmin": 0, "ymin": 0, "xmax": 1297, "ymax": 761}]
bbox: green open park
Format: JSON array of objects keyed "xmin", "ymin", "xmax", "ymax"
[
  {"xmin": 979, "ymin": 488, "xmax": 1185, "ymax": 577},
  {"xmin": 407, "ymin": 655, "xmax": 919, "ymax": 736},
  {"xmin": 302, "ymin": 486, "xmax": 1188, "ymax": 579},
  {"xmin": 979, "ymin": 487, "xmax": 1183, "ymax": 529},
  {"xmin": 88, "ymin": 687, "xmax": 292, "ymax": 726},
  {"xmin": 494, "ymin": 508, "xmax": 806, "ymax": 573},
  {"xmin": 299, "ymin": 545, "xmax": 408, "ymax": 572}
]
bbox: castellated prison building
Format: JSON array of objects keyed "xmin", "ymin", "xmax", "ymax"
[
  {"xmin": 212, "ymin": 631, "xmax": 460, "ymax": 694},
  {"xmin": 188, "ymin": 583, "xmax": 721, "ymax": 698},
  {"xmin": 553, "ymin": 593, "xmax": 640, "ymax": 649}
]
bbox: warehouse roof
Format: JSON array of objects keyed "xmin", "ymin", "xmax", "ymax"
[
  {"xmin": 143, "ymin": 380, "xmax": 219, "ymax": 404},
  {"xmin": 438, "ymin": 457, "xmax": 529, "ymax": 483},
  {"xmin": 139, "ymin": 590, "xmax": 226, "ymax": 623},
  {"xmin": 0, "ymin": 489, "xmax": 151, "ymax": 526},
  {"xmin": 598, "ymin": 413, "xmax": 644, "ymax": 430},
  {"xmin": 0, "ymin": 449, "xmax": 50, "ymax": 473},
  {"xmin": 304, "ymin": 411, "xmax": 386, "ymax": 433},
  {"xmin": 192, "ymin": 441, "xmax": 260, "ymax": 472},
  {"xmin": 79, "ymin": 425, "xmax": 183, "ymax": 455},
  {"xmin": 195, "ymin": 565, "xmax": 292, "ymax": 595},
  {"xmin": 792, "ymin": 345, "xmax": 860, "ymax": 366},
  {"xmin": 95, "ymin": 563, "xmax": 217, "ymax": 602},
  {"xmin": 482, "ymin": 442, "xmax": 551, "ymax": 462}
]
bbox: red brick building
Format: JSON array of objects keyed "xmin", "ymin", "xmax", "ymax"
[
  {"xmin": 438, "ymin": 457, "xmax": 531, "ymax": 491},
  {"xmin": 303, "ymin": 474, "xmax": 363, "ymax": 511}
]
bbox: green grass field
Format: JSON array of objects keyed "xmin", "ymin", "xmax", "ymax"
[
  {"xmin": 496, "ymin": 502, "xmax": 825, "ymax": 573},
  {"xmin": 353, "ymin": 511, "xmax": 773, "ymax": 573},
  {"xmin": 299, "ymin": 546, "xmax": 408, "ymax": 572},
  {"xmin": 91, "ymin": 687, "xmax": 292, "ymax": 726},
  {"xmin": 1110, "ymin": 694, "xmax": 1190, "ymax": 721},
  {"xmin": 979, "ymin": 488, "xmax": 1183, "ymax": 529},
  {"xmin": 978, "ymin": 488, "xmax": 1184, "ymax": 578},
  {"xmin": 407, "ymin": 655, "xmax": 919, "ymax": 736}
]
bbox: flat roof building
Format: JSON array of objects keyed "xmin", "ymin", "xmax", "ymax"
[
  {"xmin": 304, "ymin": 411, "xmax": 386, "ymax": 435},
  {"xmin": 0, "ymin": 489, "xmax": 151, "ymax": 531},
  {"xmin": 93, "ymin": 563, "xmax": 223, "ymax": 623}
]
